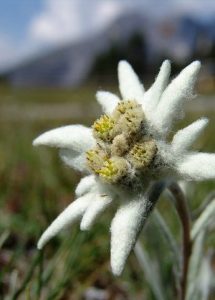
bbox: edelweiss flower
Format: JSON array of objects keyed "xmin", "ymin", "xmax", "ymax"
[{"xmin": 33, "ymin": 60, "xmax": 215, "ymax": 275}]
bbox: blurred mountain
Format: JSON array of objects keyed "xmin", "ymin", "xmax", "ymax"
[
  {"xmin": 4, "ymin": 13, "xmax": 148, "ymax": 87},
  {"xmin": 149, "ymin": 15, "xmax": 215, "ymax": 64},
  {"xmin": 3, "ymin": 12, "xmax": 215, "ymax": 87}
]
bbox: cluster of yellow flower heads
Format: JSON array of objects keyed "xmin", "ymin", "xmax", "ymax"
[{"xmin": 86, "ymin": 100, "xmax": 157, "ymax": 184}]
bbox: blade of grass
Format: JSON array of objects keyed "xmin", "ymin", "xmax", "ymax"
[
  {"xmin": 10, "ymin": 251, "xmax": 42, "ymax": 300},
  {"xmin": 191, "ymin": 198, "xmax": 215, "ymax": 240},
  {"xmin": 186, "ymin": 230, "xmax": 205, "ymax": 300},
  {"xmin": 134, "ymin": 241, "xmax": 166, "ymax": 300}
]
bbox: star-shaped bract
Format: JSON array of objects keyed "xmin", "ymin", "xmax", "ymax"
[{"xmin": 33, "ymin": 60, "xmax": 215, "ymax": 275}]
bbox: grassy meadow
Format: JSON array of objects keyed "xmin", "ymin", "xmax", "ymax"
[{"xmin": 0, "ymin": 83, "xmax": 215, "ymax": 299}]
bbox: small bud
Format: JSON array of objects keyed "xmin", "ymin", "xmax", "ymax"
[
  {"xmin": 86, "ymin": 148, "xmax": 107, "ymax": 173},
  {"xmin": 92, "ymin": 115, "xmax": 115, "ymax": 142},
  {"xmin": 113, "ymin": 100, "xmax": 140, "ymax": 120},
  {"xmin": 128, "ymin": 139, "xmax": 157, "ymax": 170},
  {"xmin": 113, "ymin": 100, "xmax": 145, "ymax": 137},
  {"xmin": 98, "ymin": 157, "xmax": 128, "ymax": 183},
  {"xmin": 111, "ymin": 134, "xmax": 129, "ymax": 156}
]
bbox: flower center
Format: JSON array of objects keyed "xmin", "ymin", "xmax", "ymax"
[{"xmin": 86, "ymin": 100, "xmax": 157, "ymax": 185}]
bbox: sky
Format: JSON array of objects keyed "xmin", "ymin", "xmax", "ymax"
[{"xmin": 0, "ymin": 0, "xmax": 215, "ymax": 71}]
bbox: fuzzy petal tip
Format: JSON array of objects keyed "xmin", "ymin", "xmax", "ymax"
[{"xmin": 110, "ymin": 198, "xmax": 150, "ymax": 275}]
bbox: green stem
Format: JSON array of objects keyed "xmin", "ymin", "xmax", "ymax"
[
  {"xmin": 36, "ymin": 250, "xmax": 44, "ymax": 299},
  {"xmin": 10, "ymin": 251, "xmax": 42, "ymax": 300},
  {"xmin": 168, "ymin": 182, "xmax": 192, "ymax": 300}
]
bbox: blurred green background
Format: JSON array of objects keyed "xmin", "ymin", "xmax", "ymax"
[{"xmin": 0, "ymin": 0, "xmax": 215, "ymax": 299}]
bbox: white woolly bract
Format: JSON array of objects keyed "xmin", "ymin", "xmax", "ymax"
[
  {"xmin": 143, "ymin": 60, "xmax": 171, "ymax": 115},
  {"xmin": 110, "ymin": 197, "xmax": 149, "ymax": 276},
  {"xmin": 172, "ymin": 118, "xmax": 208, "ymax": 153},
  {"xmin": 33, "ymin": 125, "xmax": 95, "ymax": 151},
  {"xmin": 154, "ymin": 61, "xmax": 201, "ymax": 135},
  {"xmin": 118, "ymin": 60, "xmax": 144, "ymax": 103},
  {"xmin": 96, "ymin": 91, "xmax": 119, "ymax": 115},
  {"xmin": 37, "ymin": 193, "xmax": 93, "ymax": 249},
  {"xmin": 80, "ymin": 194, "xmax": 113, "ymax": 230},
  {"xmin": 34, "ymin": 59, "xmax": 215, "ymax": 277},
  {"xmin": 177, "ymin": 152, "xmax": 215, "ymax": 180},
  {"xmin": 60, "ymin": 148, "xmax": 89, "ymax": 172},
  {"xmin": 75, "ymin": 175, "xmax": 97, "ymax": 197}
]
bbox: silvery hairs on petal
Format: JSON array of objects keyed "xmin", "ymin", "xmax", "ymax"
[{"xmin": 34, "ymin": 59, "xmax": 215, "ymax": 276}]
